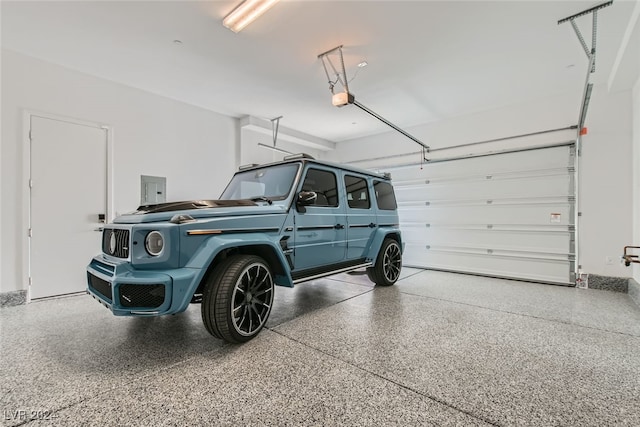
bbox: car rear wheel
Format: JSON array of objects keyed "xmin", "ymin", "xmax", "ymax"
[
  {"xmin": 201, "ymin": 255, "xmax": 274, "ymax": 343},
  {"xmin": 367, "ymin": 238, "xmax": 402, "ymax": 286}
]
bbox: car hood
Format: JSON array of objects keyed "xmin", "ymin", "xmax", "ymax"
[
  {"xmin": 135, "ymin": 199, "xmax": 258, "ymax": 214},
  {"xmin": 113, "ymin": 199, "xmax": 288, "ymax": 224}
]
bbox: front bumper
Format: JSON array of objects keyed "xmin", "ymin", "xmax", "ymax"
[{"xmin": 87, "ymin": 256, "xmax": 199, "ymax": 316}]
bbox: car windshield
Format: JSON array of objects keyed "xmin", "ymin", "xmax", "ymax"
[{"xmin": 220, "ymin": 163, "xmax": 299, "ymax": 201}]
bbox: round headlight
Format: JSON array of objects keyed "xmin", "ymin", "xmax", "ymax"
[{"xmin": 145, "ymin": 231, "xmax": 164, "ymax": 256}]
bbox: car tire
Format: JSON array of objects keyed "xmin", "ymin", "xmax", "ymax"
[
  {"xmin": 201, "ymin": 255, "xmax": 274, "ymax": 343},
  {"xmin": 367, "ymin": 238, "xmax": 402, "ymax": 286}
]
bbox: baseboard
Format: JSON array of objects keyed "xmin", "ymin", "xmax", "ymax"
[
  {"xmin": 586, "ymin": 274, "xmax": 628, "ymax": 293},
  {"xmin": 0, "ymin": 290, "xmax": 27, "ymax": 308},
  {"xmin": 629, "ymin": 278, "xmax": 640, "ymax": 308}
]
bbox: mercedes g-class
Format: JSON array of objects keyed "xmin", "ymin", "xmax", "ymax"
[{"xmin": 87, "ymin": 154, "xmax": 402, "ymax": 343}]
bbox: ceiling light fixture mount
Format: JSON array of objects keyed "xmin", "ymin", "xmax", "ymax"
[
  {"xmin": 223, "ymin": 0, "xmax": 281, "ymax": 33},
  {"xmin": 258, "ymin": 116, "xmax": 293, "ymax": 155}
]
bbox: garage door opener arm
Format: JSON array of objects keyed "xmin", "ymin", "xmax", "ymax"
[{"xmin": 318, "ymin": 45, "xmax": 430, "ymax": 159}]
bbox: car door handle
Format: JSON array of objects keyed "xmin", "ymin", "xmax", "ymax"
[
  {"xmin": 334, "ymin": 224, "xmax": 345, "ymax": 230},
  {"xmin": 369, "ymin": 223, "xmax": 377, "ymax": 228}
]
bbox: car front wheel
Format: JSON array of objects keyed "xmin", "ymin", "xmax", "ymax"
[{"xmin": 201, "ymin": 255, "xmax": 274, "ymax": 343}]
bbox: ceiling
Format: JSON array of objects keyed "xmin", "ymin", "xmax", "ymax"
[{"xmin": 2, "ymin": 1, "xmax": 638, "ymax": 144}]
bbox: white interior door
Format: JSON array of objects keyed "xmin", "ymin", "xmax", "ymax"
[
  {"xmin": 388, "ymin": 144, "xmax": 576, "ymax": 285},
  {"xmin": 30, "ymin": 115, "xmax": 107, "ymax": 299}
]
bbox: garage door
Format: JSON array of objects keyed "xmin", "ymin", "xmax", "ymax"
[{"xmin": 388, "ymin": 143, "xmax": 576, "ymax": 285}]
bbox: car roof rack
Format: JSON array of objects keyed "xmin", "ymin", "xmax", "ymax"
[
  {"xmin": 283, "ymin": 153, "xmax": 315, "ymax": 160},
  {"xmin": 238, "ymin": 163, "xmax": 260, "ymax": 171}
]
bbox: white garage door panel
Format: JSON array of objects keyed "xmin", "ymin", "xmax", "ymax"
[
  {"xmin": 399, "ymin": 204, "xmax": 572, "ymax": 225},
  {"xmin": 390, "ymin": 148, "xmax": 572, "ymax": 181},
  {"xmin": 388, "ymin": 144, "xmax": 576, "ymax": 285},
  {"xmin": 401, "ymin": 225, "xmax": 571, "ymax": 253},
  {"xmin": 395, "ymin": 174, "xmax": 571, "ymax": 201},
  {"xmin": 402, "ymin": 243, "xmax": 570, "ymax": 283}
]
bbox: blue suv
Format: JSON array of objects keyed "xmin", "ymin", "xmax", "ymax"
[{"xmin": 87, "ymin": 154, "xmax": 403, "ymax": 343}]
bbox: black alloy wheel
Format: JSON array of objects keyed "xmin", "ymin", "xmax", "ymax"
[{"xmin": 202, "ymin": 255, "xmax": 274, "ymax": 343}]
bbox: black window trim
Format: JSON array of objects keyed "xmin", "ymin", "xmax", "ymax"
[
  {"xmin": 344, "ymin": 174, "xmax": 371, "ymax": 210},
  {"xmin": 373, "ymin": 179, "xmax": 398, "ymax": 211},
  {"xmin": 300, "ymin": 166, "xmax": 340, "ymax": 208}
]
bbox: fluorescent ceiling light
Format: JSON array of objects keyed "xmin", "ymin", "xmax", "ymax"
[{"xmin": 223, "ymin": 0, "xmax": 280, "ymax": 33}]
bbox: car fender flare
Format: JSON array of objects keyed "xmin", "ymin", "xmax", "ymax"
[
  {"xmin": 365, "ymin": 227, "xmax": 403, "ymax": 263},
  {"xmin": 185, "ymin": 233, "xmax": 294, "ymax": 289}
]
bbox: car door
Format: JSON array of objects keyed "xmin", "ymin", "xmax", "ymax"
[
  {"xmin": 292, "ymin": 166, "xmax": 347, "ymax": 272},
  {"xmin": 344, "ymin": 174, "xmax": 377, "ymax": 261}
]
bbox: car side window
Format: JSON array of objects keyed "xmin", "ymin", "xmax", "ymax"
[
  {"xmin": 345, "ymin": 175, "xmax": 370, "ymax": 209},
  {"xmin": 373, "ymin": 180, "xmax": 397, "ymax": 210},
  {"xmin": 301, "ymin": 168, "xmax": 339, "ymax": 207}
]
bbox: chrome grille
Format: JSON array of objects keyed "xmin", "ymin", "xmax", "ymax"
[{"xmin": 102, "ymin": 228, "xmax": 130, "ymax": 258}]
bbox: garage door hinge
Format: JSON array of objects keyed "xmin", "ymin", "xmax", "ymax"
[
  {"xmin": 29, "ymin": 179, "xmax": 33, "ymax": 189},
  {"xmin": 28, "ymin": 277, "xmax": 32, "ymax": 286},
  {"xmin": 28, "ymin": 228, "xmax": 32, "ymax": 237}
]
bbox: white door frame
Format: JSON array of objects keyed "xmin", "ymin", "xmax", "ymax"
[{"xmin": 22, "ymin": 110, "xmax": 113, "ymax": 302}]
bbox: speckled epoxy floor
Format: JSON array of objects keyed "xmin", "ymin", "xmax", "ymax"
[{"xmin": 2, "ymin": 269, "xmax": 640, "ymax": 426}]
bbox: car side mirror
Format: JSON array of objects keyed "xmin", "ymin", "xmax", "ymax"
[{"xmin": 296, "ymin": 191, "xmax": 317, "ymax": 212}]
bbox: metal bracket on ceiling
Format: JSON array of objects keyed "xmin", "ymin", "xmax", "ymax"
[
  {"xmin": 317, "ymin": 45, "xmax": 349, "ymax": 95},
  {"xmin": 558, "ymin": 0, "xmax": 613, "ymax": 130},
  {"xmin": 558, "ymin": 0, "xmax": 613, "ymax": 72},
  {"xmin": 257, "ymin": 115, "xmax": 294, "ymax": 155},
  {"xmin": 317, "ymin": 45, "xmax": 430, "ymax": 157},
  {"xmin": 270, "ymin": 115, "xmax": 282, "ymax": 146}
]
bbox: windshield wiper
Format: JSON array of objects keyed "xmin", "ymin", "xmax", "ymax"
[{"xmin": 249, "ymin": 196, "xmax": 273, "ymax": 205}]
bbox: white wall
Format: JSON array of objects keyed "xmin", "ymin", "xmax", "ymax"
[
  {"xmin": 326, "ymin": 85, "xmax": 634, "ymax": 279},
  {"xmin": 580, "ymin": 86, "xmax": 633, "ymax": 278},
  {"xmin": 633, "ymin": 76, "xmax": 640, "ymax": 283},
  {"xmin": 1, "ymin": 49, "xmax": 238, "ymax": 293}
]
